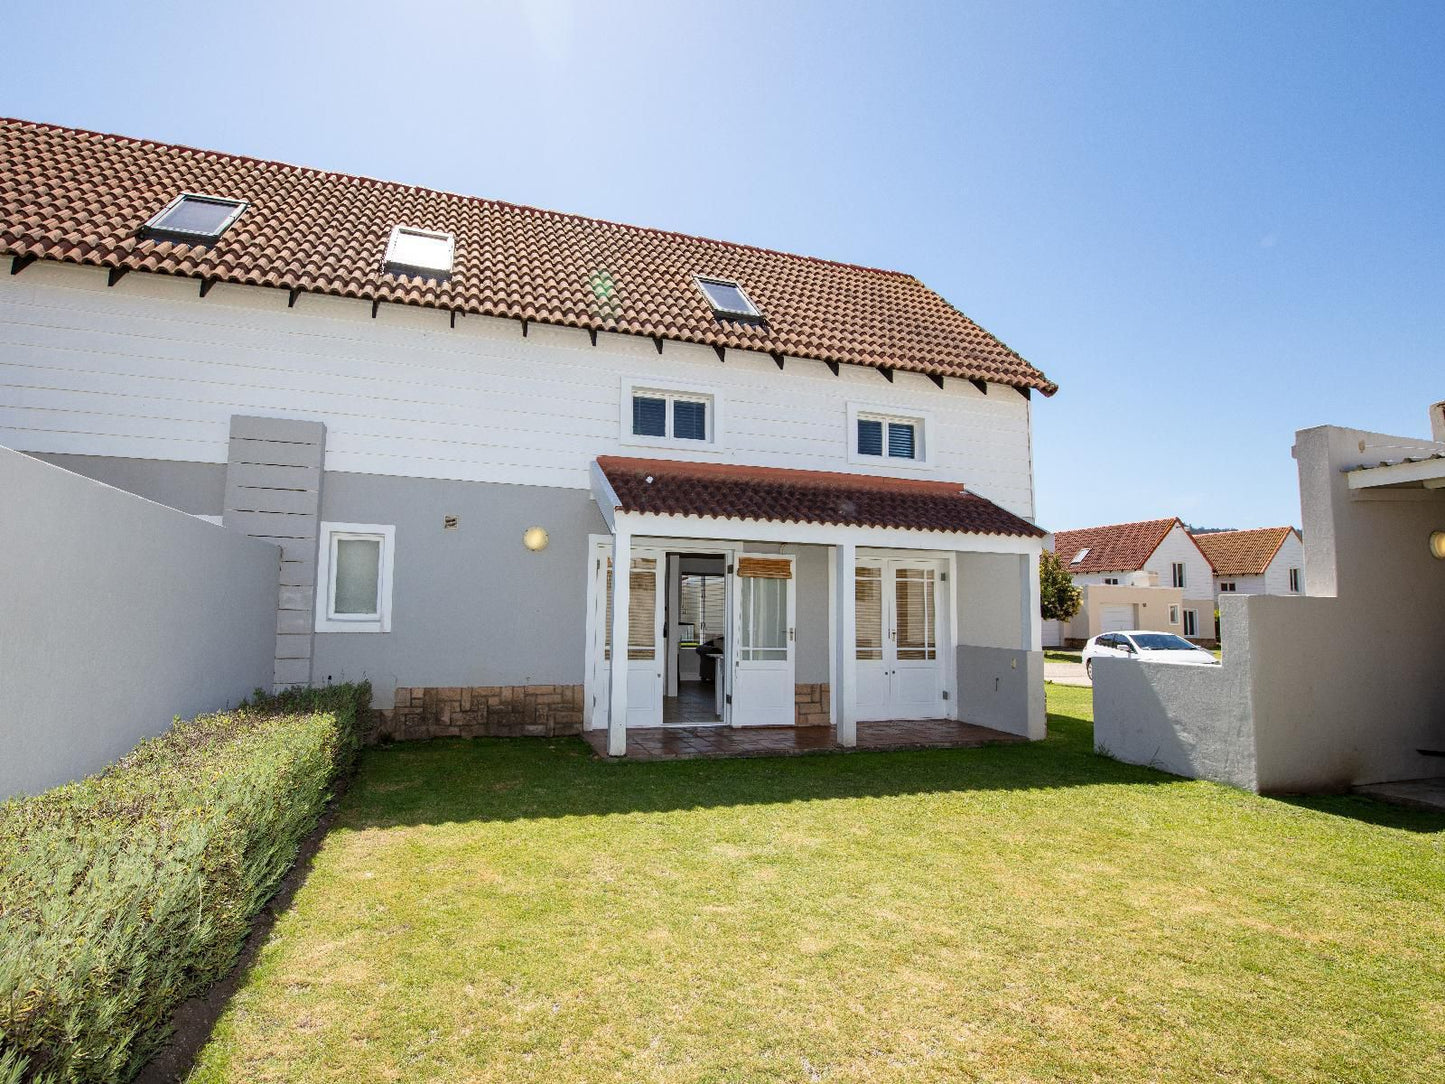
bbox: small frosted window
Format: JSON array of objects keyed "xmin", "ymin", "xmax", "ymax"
[{"xmin": 333, "ymin": 538, "xmax": 381, "ymax": 616}]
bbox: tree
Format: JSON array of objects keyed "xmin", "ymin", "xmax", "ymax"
[{"xmin": 1039, "ymin": 549, "xmax": 1082, "ymax": 622}]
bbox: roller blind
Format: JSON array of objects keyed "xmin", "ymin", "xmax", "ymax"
[
  {"xmin": 737, "ymin": 556, "xmax": 792, "ymax": 579},
  {"xmin": 603, "ymin": 557, "xmax": 658, "ymax": 660},
  {"xmin": 855, "ymin": 566, "xmax": 883, "ymax": 660}
]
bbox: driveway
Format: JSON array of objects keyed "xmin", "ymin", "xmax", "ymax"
[{"xmin": 1044, "ymin": 659, "xmax": 1091, "ymax": 686}]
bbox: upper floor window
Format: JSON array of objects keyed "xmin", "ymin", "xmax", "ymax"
[
  {"xmin": 1220, "ymin": 581, "xmax": 1237, "ymax": 592},
  {"xmin": 1288, "ymin": 567, "xmax": 1301, "ymax": 593},
  {"xmin": 1103, "ymin": 577, "xmax": 1120, "ymax": 586},
  {"xmin": 145, "ymin": 193, "xmax": 247, "ymax": 241},
  {"xmin": 1171, "ymin": 562, "xmax": 1186, "ymax": 589},
  {"xmin": 696, "ymin": 276, "xmax": 762, "ymax": 320},
  {"xmin": 848, "ymin": 403, "xmax": 932, "ymax": 467},
  {"xmin": 621, "ymin": 380, "xmax": 719, "ymax": 448},
  {"xmin": 385, "ymin": 226, "xmax": 454, "ymax": 276}
]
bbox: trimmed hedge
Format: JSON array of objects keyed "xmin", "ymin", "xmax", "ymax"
[{"xmin": 0, "ymin": 683, "xmax": 371, "ymax": 1083}]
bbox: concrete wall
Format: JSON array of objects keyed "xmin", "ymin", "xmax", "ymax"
[
  {"xmin": 1093, "ymin": 614, "xmax": 1258, "ymax": 790},
  {"xmin": 29, "ymin": 453, "xmax": 226, "ymax": 515},
  {"xmin": 957, "ymin": 645, "xmax": 1045, "ymax": 739},
  {"xmin": 956, "ymin": 551, "xmax": 1025, "ymax": 649},
  {"xmin": 790, "ymin": 544, "xmax": 831, "ymax": 685},
  {"xmin": 1094, "ymin": 418, "xmax": 1445, "ymax": 793},
  {"xmin": 1, "ymin": 447, "xmax": 278, "ymax": 798}
]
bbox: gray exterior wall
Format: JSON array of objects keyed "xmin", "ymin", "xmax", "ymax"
[
  {"xmin": 1095, "ymin": 419, "xmax": 1445, "ymax": 793},
  {"xmin": 312, "ymin": 471, "xmax": 608, "ymax": 706},
  {"xmin": 1, "ymin": 447, "xmax": 278, "ymax": 798},
  {"xmin": 955, "ymin": 551, "xmax": 1045, "ymax": 738},
  {"xmin": 30, "ymin": 452, "xmax": 225, "ymax": 515},
  {"xmin": 790, "ymin": 544, "xmax": 830, "ymax": 685},
  {"xmin": 956, "ymin": 645, "xmax": 1045, "ymax": 739}
]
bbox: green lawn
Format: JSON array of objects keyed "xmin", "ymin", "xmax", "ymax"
[
  {"xmin": 191, "ymin": 687, "xmax": 1445, "ymax": 1084},
  {"xmin": 1043, "ymin": 649, "xmax": 1081, "ymax": 663}
]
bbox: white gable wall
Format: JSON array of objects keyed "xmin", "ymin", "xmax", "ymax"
[
  {"xmin": 1262, "ymin": 532, "xmax": 1305, "ymax": 595},
  {"xmin": 0, "ymin": 263, "xmax": 1037, "ymax": 519},
  {"xmin": 1141, "ymin": 524, "xmax": 1214, "ymax": 604}
]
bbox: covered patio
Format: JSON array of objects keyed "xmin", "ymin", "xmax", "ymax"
[{"xmin": 586, "ymin": 456, "xmax": 1049, "ymax": 758}]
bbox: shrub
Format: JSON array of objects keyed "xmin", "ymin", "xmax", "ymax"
[{"xmin": 0, "ymin": 683, "xmax": 371, "ymax": 1083}]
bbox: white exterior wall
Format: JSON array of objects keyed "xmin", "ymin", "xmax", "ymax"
[
  {"xmin": 1215, "ymin": 573, "xmax": 1266, "ymax": 596},
  {"xmin": 1141, "ymin": 523, "xmax": 1214, "ymax": 608},
  {"xmin": 1262, "ymin": 532, "xmax": 1305, "ymax": 595},
  {"xmin": 0, "ymin": 264, "xmax": 1036, "ymax": 518}
]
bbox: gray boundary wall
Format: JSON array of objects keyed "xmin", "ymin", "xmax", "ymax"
[
  {"xmin": 1095, "ymin": 420, "xmax": 1445, "ymax": 793},
  {"xmin": 1, "ymin": 447, "xmax": 279, "ymax": 798}
]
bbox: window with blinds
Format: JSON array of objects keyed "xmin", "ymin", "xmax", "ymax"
[
  {"xmin": 895, "ymin": 567, "xmax": 937, "ymax": 660},
  {"xmin": 604, "ymin": 557, "xmax": 658, "ymax": 660},
  {"xmin": 856, "ymin": 413, "xmax": 920, "ymax": 460},
  {"xmin": 855, "ymin": 566, "xmax": 883, "ymax": 660}
]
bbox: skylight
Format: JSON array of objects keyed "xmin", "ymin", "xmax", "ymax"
[
  {"xmin": 1071, "ymin": 547, "xmax": 1090, "ymax": 564},
  {"xmin": 385, "ymin": 226, "xmax": 454, "ymax": 276},
  {"xmin": 145, "ymin": 193, "xmax": 247, "ymax": 240},
  {"xmin": 696, "ymin": 276, "xmax": 762, "ymax": 319}
]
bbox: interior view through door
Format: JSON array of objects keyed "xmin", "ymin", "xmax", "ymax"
[
  {"xmin": 856, "ymin": 559, "xmax": 948, "ymax": 721},
  {"xmin": 664, "ymin": 553, "xmax": 728, "ymax": 726}
]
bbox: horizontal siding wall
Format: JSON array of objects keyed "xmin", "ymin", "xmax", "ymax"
[{"xmin": 0, "ymin": 264, "xmax": 1036, "ymax": 519}]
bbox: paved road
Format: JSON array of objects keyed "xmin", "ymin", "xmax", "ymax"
[{"xmin": 1044, "ymin": 660, "xmax": 1091, "ymax": 687}]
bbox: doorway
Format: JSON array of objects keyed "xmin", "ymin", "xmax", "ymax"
[
  {"xmin": 856, "ymin": 558, "xmax": 949, "ymax": 720},
  {"xmin": 665, "ymin": 553, "xmax": 727, "ymax": 726}
]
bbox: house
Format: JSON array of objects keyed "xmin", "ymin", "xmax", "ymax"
[
  {"xmin": 1093, "ymin": 400, "xmax": 1445, "ymax": 795},
  {"xmin": 0, "ymin": 117, "xmax": 1057, "ymax": 763},
  {"xmin": 1044, "ymin": 518, "xmax": 1215, "ymax": 644},
  {"xmin": 1191, "ymin": 527, "xmax": 1304, "ymax": 600}
]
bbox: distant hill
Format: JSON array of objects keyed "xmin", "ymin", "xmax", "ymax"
[{"xmin": 1185, "ymin": 524, "xmax": 1239, "ymax": 535}]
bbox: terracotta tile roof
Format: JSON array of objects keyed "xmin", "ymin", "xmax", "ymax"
[
  {"xmin": 0, "ymin": 118, "xmax": 1056, "ymax": 396},
  {"xmin": 596, "ymin": 457, "xmax": 1044, "ymax": 537},
  {"xmin": 1050, "ymin": 518, "xmax": 1182, "ymax": 573},
  {"xmin": 1191, "ymin": 527, "xmax": 1296, "ymax": 577}
]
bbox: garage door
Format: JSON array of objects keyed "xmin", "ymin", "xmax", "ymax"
[
  {"xmin": 1099, "ymin": 604, "xmax": 1135, "ymax": 633},
  {"xmin": 1041, "ymin": 619, "xmax": 1063, "ymax": 648}
]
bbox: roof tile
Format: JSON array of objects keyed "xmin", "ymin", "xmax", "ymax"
[
  {"xmin": 597, "ymin": 457, "xmax": 1044, "ymax": 537},
  {"xmin": 0, "ymin": 118, "xmax": 1056, "ymax": 395},
  {"xmin": 1051, "ymin": 518, "xmax": 1181, "ymax": 573},
  {"xmin": 1191, "ymin": 527, "xmax": 1296, "ymax": 577}
]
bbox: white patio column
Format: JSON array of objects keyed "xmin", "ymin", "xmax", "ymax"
[
  {"xmin": 607, "ymin": 528, "xmax": 632, "ymax": 757},
  {"xmin": 1021, "ymin": 550, "xmax": 1043, "ymax": 651},
  {"xmin": 833, "ymin": 541, "xmax": 858, "ymax": 748}
]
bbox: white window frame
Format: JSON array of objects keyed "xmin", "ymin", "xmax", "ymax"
[
  {"xmin": 145, "ymin": 192, "xmax": 248, "ymax": 240},
  {"xmin": 846, "ymin": 402, "xmax": 934, "ymax": 468},
  {"xmin": 316, "ymin": 522, "xmax": 395, "ymax": 633},
  {"xmin": 1220, "ymin": 581, "xmax": 1237, "ymax": 593},
  {"xmin": 384, "ymin": 225, "xmax": 455, "ymax": 276},
  {"xmin": 695, "ymin": 275, "xmax": 762, "ymax": 319},
  {"xmin": 1288, "ymin": 567, "xmax": 1301, "ymax": 593},
  {"xmin": 1168, "ymin": 604, "xmax": 1181, "ymax": 625},
  {"xmin": 1103, "ymin": 577, "xmax": 1119, "ymax": 586},
  {"xmin": 1183, "ymin": 609, "xmax": 1198, "ymax": 637},
  {"xmin": 1171, "ymin": 562, "xmax": 1186, "ymax": 589},
  {"xmin": 620, "ymin": 379, "xmax": 723, "ymax": 451}
]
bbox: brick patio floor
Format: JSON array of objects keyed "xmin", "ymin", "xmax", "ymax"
[{"xmin": 581, "ymin": 719, "xmax": 1026, "ymax": 761}]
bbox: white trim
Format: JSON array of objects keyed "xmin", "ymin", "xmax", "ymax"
[
  {"xmin": 315, "ymin": 521, "xmax": 395, "ymax": 633},
  {"xmin": 619, "ymin": 378, "xmax": 724, "ymax": 451},
  {"xmin": 847, "ymin": 401, "xmax": 935, "ymax": 469},
  {"xmin": 1346, "ymin": 457, "xmax": 1445, "ymax": 489},
  {"xmin": 383, "ymin": 225, "xmax": 455, "ymax": 276},
  {"xmin": 1168, "ymin": 603, "xmax": 1181, "ymax": 625},
  {"xmin": 589, "ymin": 461, "xmax": 621, "ymax": 532},
  {"xmin": 611, "ymin": 511, "xmax": 1043, "ymax": 555},
  {"xmin": 694, "ymin": 275, "xmax": 762, "ymax": 319},
  {"xmin": 144, "ymin": 192, "xmax": 248, "ymax": 240}
]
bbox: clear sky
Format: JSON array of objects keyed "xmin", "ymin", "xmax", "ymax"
[{"xmin": 4, "ymin": 2, "xmax": 1440, "ymax": 530}]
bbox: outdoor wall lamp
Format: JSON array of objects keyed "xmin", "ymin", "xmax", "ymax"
[
  {"xmin": 1431, "ymin": 530, "xmax": 1445, "ymax": 560},
  {"xmin": 522, "ymin": 526, "xmax": 550, "ymax": 552}
]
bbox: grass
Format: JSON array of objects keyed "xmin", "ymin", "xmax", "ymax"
[
  {"xmin": 1043, "ymin": 649, "xmax": 1081, "ymax": 663},
  {"xmin": 190, "ymin": 687, "xmax": 1445, "ymax": 1084}
]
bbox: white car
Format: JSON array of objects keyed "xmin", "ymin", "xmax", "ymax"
[{"xmin": 1082, "ymin": 630, "xmax": 1220, "ymax": 679}]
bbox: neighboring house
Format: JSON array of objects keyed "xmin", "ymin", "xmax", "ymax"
[
  {"xmin": 1094, "ymin": 400, "xmax": 1445, "ymax": 794},
  {"xmin": 1192, "ymin": 527, "xmax": 1304, "ymax": 600},
  {"xmin": 0, "ymin": 118, "xmax": 1058, "ymax": 760},
  {"xmin": 1045, "ymin": 518, "xmax": 1215, "ymax": 644}
]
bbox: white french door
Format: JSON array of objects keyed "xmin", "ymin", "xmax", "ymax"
[
  {"xmin": 589, "ymin": 547, "xmax": 666, "ymax": 728},
  {"xmin": 730, "ymin": 554, "xmax": 796, "ymax": 726},
  {"xmin": 855, "ymin": 559, "xmax": 948, "ymax": 721}
]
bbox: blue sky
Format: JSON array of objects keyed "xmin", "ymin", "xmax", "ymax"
[{"xmin": 4, "ymin": 1, "xmax": 1440, "ymax": 530}]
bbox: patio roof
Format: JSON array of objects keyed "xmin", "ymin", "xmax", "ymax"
[{"xmin": 592, "ymin": 456, "xmax": 1045, "ymax": 538}]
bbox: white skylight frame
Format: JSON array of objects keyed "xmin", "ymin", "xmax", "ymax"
[
  {"xmin": 1071, "ymin": 547, "xmax": 1090, "ymax": 564},
  {"xmin": 695, "ymin": 275, "xmax": 763, "ymax": 320},
  {"xmin": 144, "ymin": 192, "xmax": 249, "ymax": 240},
  {"xmin": 384, "ymin": 225, "xmax": 455, "ymax": 277}
]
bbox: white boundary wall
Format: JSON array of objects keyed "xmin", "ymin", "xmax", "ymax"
[{"xmin": 1, "ymin": 447, "xmax": 279, "ymax": 798}]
